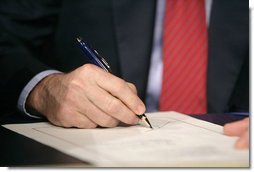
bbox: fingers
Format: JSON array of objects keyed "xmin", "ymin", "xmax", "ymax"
[
  {"xmin": 94, "ymin": 68, "xmax": 146, "ymax": 115},
  {"xmin": 52, "ymin": 77, "xmax": 120, "ymax": 128},
  {"xmin": 47, "ymin": 108, "xmax": 98, "ymax": 129},
  {"xmin": 78, "ymin": 96, "xmax": 120, "ymax": 127},
  {"xmin": 77, "ymin": 64, "xmax": 142, "ymax": 125},
  {"xmin": 85, "ymin": 85, "xmax": 139, "ymax": 125},
  {"xmin": 224, "ymin": 118, "xmax": 249, "ymax": 136},
  {"xmin": 223, "ymin": 118, "xmax": 249, "ymax": 149},
  {"xmin": 46, "ymin": 93, "xmax": 120, "ymax": 128},
  {"xmin": 127, "ymin": 82, "xmax": 138, "ymax": 94},
  {"xmin": 28, "ymin": 64, "xmax": 145, "ymax": 129},
  {"xmin": 61, "ymin": 112, "xmax": 98, "ymax": 129},
  {"xmin": 235, "ymin": 130, "xmax": 249, "ymax": 149}
]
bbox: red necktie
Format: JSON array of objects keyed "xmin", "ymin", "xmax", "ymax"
[{"xmin": 159, "ymin": 0, "xmax": 208, "ymax": 114}]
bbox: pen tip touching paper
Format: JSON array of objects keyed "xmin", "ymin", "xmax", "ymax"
[
  {"xmin": 137, "ymin": 114, "xmax": 153, "ymax": 129},
  {"xmin": 146, "ymin": 118, "xmax": 153, "ymax": 129}
]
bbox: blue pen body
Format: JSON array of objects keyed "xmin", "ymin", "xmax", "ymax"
[{"xmin": 76, "ymin": 37, "xmax": 112, "ymax": 72}]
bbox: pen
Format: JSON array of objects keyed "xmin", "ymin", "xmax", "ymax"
[{"xmin": 76, "ymin": 37, "xmax": 153, "ymax": 129}]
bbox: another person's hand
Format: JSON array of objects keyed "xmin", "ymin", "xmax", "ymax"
[
  {"xmin": 224, "ymin": 117, "xmax": 249, "ymax": 149},
  {"xmin": 26, "ymin": 64, "xmax": 145, "ymax": 128}
]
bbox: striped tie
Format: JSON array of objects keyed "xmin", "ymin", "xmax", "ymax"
[{"xmin": 159, "ymin": 0, "xmax": 208, "ymax": 114}]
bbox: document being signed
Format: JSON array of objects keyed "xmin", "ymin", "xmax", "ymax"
[{"xmin": 2, "ymin": 111, "xmax": 249, "ymax": 167}]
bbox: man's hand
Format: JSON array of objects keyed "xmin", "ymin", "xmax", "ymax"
[
  {"xmin": 224, "ymin": 117, "xmax": 249, "ymax": 149},
  {"xmin": 26, "ymin": 64, "xmax": 145, "ymax": 128}
]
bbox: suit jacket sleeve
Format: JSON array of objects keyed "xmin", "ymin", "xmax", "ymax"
[{"xmin": 0, "ymin": 0, "xmax": 61, "ymax": 114}]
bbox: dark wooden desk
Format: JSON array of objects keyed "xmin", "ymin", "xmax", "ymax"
[{"xmin": 0, "ymin": 111, "xmax": 247, "ymax": 167}]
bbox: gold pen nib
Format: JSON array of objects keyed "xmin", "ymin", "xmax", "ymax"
[
  {"xmin": 137, "ymin": 114, "xmax": 153, "ymax": 129},
  {"xmin": 145, "ymin": 117, "xmax": 153, "ymax": 129}
]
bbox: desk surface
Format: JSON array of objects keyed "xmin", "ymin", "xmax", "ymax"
[{"xmin": 0, "ymin": 111, "xmax": 246, "ymax": 167}]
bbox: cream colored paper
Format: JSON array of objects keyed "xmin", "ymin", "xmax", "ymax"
[{"xmin": 2, "ymin": 111, "xmax": 249, "ymax": 167}]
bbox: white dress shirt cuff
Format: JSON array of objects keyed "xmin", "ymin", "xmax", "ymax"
[{"xmin": 17, "ymin": 70, "xmax": 62, "ymax": 118}]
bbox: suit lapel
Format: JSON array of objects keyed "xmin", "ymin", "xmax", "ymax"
[
  {"xmin": 111, "ymin": 0, "xmax": 156, "ymax": 99},
  {"xmin": 207, "ymin": 0, "xmax": 248, "ymax": 112}
]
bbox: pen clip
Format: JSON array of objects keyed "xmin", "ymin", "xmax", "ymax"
[
  {"xmin": 94, "ymin": 50, "xmax": 112, "ymax": 72},
  {"xmin": 77, "ymin": 37, "xmax": 112, "ymax": 73}
]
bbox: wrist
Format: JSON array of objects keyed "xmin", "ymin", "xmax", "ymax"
[{"xmin": 25, "ymin": 73, "xmax": 62, "ymax": 117}]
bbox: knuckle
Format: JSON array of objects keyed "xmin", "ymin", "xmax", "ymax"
[
  {"xmin": 107, "ymin": 98, "xmax": 121, "ymax": 114},
  {"xmin": 68, "ymin": 75, "xmax": 82, "ymax": 89},
  {"xmin": 80, "ymin": 64, "xmax": 99, "ymax": 78},
  {"xmin": 68, "ymin": 78, "xmax": 79, "ymax": 88},
  {"xmin": 113, "ymin": 79, "xmax": 127, "ymax": 93},
  {"xmin": 129, "ymin": 83, "xmax": 137, "ymax": 93},
  {"xmin": 82, "ymin": 64, "xmax": 95, "ymax": 72},
  {"xmin": 72, "ymin": 64, "xmax": 95, "ymax": 83}
]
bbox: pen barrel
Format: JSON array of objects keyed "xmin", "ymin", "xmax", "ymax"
[{"xmin": 77, "ymin": 37, "xmax": 111, "ymax": 72}]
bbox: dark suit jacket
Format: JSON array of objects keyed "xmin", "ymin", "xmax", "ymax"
[{"xmin": 0, "ymin": 0, "xmax": 249, "ymax": 114}]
